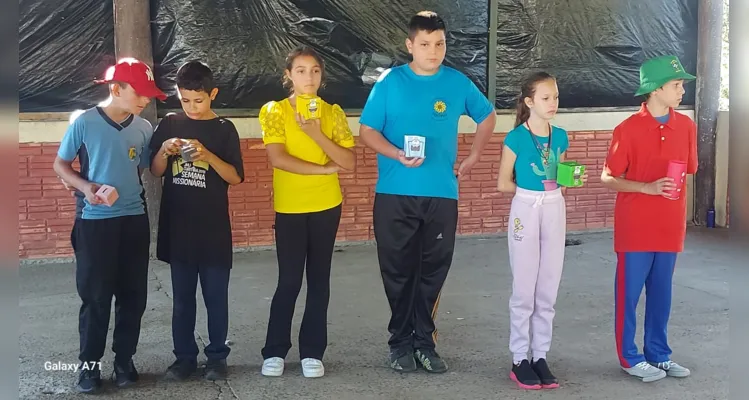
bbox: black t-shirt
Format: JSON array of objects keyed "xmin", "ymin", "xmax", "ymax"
[{"xmin": 149, "ymin": 113, "xmax": 245, "ymax": 268}]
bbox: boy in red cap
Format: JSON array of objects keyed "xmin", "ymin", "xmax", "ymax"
[
  {"xmin": 53, "ymin": 57, "xmax": 167, "ymax": 394},
  {"xmin": 601, "ymin": 55, "xmax": 698, "ymax": 383}
]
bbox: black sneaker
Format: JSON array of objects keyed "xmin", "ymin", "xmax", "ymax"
[
  {"xmin": 389, "ymin": 348, "xmax": 417, "ymax": 372},
  {"xmin": 531, "ymin": 358, "xmax": 559, "ymax": 388},
  {"xmin": 414, "ymin": 348, "xmax": 448, "ymax": 373},
  {"xmin": 75, "ymin": 364, "xmax": 102, "ymax": 394},
  {"xmin": 204, "ymin": 359, "xmax": 228, "ymax": 381},
  {"xmin": 510, "ymin": 360, "xmax": 542, "ymax": 390},
  {"xmin": 112, "ymin": 359, "xmax": 139, "ymax": 388},
  {"xmin": 164, "ymin": 359, "xmax": 198, "ymax": 381}
]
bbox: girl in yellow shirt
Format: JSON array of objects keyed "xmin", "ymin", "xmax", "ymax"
[{"xmin": 258, "ymin": 46, "xmax": 356, "ymax": 379}]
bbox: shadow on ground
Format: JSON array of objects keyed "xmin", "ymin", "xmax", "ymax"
[{"xmin": 20, "ymin": 228, "xmax": 731, "ymax": 399}]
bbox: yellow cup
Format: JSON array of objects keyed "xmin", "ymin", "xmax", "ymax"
[{"xmin": 296, "ymin": 95, "xmax": 321, "ymax": 120}]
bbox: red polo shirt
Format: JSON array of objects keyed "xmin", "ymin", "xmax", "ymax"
[{"xmin": 604, "ymin": 104, "xmax": 698, "ymax": 253}]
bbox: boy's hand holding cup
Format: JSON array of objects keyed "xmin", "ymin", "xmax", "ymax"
[
  {"xmin": 162, "ymin": 138, "xmax": 185, "ymax": 157},
  {"xmin": 397, "ymin": 150, "xmax": 425, "ymax": 168},
  {"xmin": 641, "ymin": 160, "xmax": 685, "ymax": 199},
  {"xmin": 642, "ymin": 177, "xmax": 677, "ymax": 197},
  {"xmin": 181, "ymin": 139, "xmax": 213, "ymax": 163}
]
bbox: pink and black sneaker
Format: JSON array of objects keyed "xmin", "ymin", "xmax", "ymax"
[
  {"xmin": 531, "ymin": 358, "xmax": 559, "ymax": 389},
  {"xmin": 510, "ymin": 360, "xmax": 542, "ymax": 390}
]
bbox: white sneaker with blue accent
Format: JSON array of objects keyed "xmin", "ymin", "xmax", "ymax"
[
  {"xmin": 650, "ymin": 360, "xmax": 691, "ymax": 377},
  {"xmin": 622, "ymin": 361, "xmax": 667, "ymax": 382}
]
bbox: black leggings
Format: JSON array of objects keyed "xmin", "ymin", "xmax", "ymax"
[{"xmin": 261, "ymin": 204, "xmax": 342, "ymax": 360}]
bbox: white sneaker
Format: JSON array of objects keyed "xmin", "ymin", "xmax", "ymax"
[
  {"xmin": 301, "ymin": 358, "xmax": 324, "ymax": 378},
  {"xmin": 650, "ymin": 360, "xmax": 691, "ymax": 378},
  {"xmin": 261, "ymin": 357, "xmax": 284, "ymax": 377},
  {"xmin": 622, "ymin": 361, "xmax": 667, "ymax": 382}
]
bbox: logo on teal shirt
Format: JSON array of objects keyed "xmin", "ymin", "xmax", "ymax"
[{"xmin": 432, "ymin": 99, "xmax": 448, "ymax": 119}]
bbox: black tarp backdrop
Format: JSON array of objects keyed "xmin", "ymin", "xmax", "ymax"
[
  {"xmin": 150, "ymin": 0, "xmax": 489, "ymax": 111},
  {"xmin": 18, "ymin": 0, "xmax": 698, "ymax": 112},
  {"xmin": 495, "ymin": 0, "xmax": 699, "ymax": 108},
  {"xmin": 19, "ymin": 0, "xmax": 114, "ymax": 112}
]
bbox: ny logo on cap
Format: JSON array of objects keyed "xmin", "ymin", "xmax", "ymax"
[{"xmin": 145, "ymin": 67, "xmax": 154, "ymax": 82}]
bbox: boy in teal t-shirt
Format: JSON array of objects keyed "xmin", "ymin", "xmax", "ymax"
[{"xmin": 359, "ymin": 11, "xmax": 497, "ymax": 374}]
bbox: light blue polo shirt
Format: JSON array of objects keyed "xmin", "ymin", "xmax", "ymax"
[
  {"xmin": 360, "ymin": 64, "xmax": 494, "ymax": 200},
  {"xmin": 58, "ymin": 107, "xmax": 153, "ymax": 219}
]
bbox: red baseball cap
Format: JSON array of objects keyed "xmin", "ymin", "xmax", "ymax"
[{"xmin": 95, "ymin": 58, "xmax": 167, "ymax": 100}]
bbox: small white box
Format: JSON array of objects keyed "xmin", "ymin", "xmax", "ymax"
[{"xmin": 404, "ymin": 135, "xmax": 426, "ymax": 159}]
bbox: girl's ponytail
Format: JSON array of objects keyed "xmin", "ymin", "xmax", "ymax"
[{"xmin": 514, "ymin": 96, "xmax": 530, "ymax": 128}]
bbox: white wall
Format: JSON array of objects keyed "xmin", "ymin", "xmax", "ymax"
[{"xmin": 19, "ymin": 109, "xmax": 695, "ymax": 142}]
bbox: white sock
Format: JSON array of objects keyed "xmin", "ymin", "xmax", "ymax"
[{"xmin": 513, "ymin": 354, "xmax": 528, "ymax": 365}]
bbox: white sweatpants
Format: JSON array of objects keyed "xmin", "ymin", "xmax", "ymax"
[{"xmin": 507, "ymin": 187, "xmax": 566, "ymax": 363}]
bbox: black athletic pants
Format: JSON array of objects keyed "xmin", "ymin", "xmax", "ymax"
[
  {"xmin": 71, "ymin": 214, "xmax": 150, "ymax": 364},
  {"xmin": 373, "ymin": 193, "xmax": 458, "ymax": 352},
  {"xmin": 262, "ymin": 204, "xmax": 342, "ymax": 360}
]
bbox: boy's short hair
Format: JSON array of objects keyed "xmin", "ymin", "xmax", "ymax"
[
  {"xmin": 176, "ymin": 61, "xmax": 216, "ymax": 92},
  {"xmin": 408, "ymin": 11, "xmax": 446, "ymax": 40}
]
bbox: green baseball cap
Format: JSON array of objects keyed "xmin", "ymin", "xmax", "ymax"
[{"xmin": 634, "ymin": 55, "xmax": 696, "ymax": 97}]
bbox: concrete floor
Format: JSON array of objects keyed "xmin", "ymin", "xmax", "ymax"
[{"xmin": 20, "ymin": 228, "xmax": 731, "ymax": 399}]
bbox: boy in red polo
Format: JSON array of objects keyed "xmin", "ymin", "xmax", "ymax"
[{"xmin": 601, "ymin": 55, "xmax": 698, "ymax": 383}]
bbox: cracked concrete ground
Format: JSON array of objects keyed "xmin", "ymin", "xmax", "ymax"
[{"xmin": 20, "ymin": 228, "xmax": 731, "ymax": 399}]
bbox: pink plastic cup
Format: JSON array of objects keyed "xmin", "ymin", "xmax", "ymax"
[
  {"xmin": 542, "ymin": 179, "xmax": 558, "ymax": 191},
  {"xmin": 665, "ymin": 160, "xmax": 687, "ymax": 200}
]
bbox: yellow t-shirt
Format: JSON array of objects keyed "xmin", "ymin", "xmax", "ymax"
[{"xmin": 259, "ymin": 98, "xmax": 356, "ymax": 214}]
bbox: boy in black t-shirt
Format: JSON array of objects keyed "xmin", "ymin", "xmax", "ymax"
[{"xmin": 149, "ymin": 61, "xmax": 245, "ymax": 381}]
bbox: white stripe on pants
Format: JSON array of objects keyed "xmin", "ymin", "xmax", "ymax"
[{"xmin": 508, "ymin": 187, "xmax": 566, "ymax": 363}]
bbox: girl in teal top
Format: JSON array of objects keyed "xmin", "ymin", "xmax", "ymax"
[{"xmin": 497, "ymin": 72, "xmax": 585, "ymax": 390}]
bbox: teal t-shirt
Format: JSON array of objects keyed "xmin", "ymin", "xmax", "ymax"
[
  {"xmin": 359, "ymin": 64, "xmax": 494, "ymax": 200},
  {"xmin": 503, "ymin": 124, "xmax": 570, "ymax": 191}
]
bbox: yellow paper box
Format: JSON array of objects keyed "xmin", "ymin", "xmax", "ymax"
[{"xmin": 296, "ymin": 95, "xmax": 321, "ymax": 120}]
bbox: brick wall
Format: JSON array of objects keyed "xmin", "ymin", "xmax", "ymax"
[{"xmin": 18, "ymin": 130, "xmax": 615, "ymax": 260}]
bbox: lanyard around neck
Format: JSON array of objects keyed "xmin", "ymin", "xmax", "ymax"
[{"xmin": 526, "ymin": 122, "xmax": 552, "ymax": 165}]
